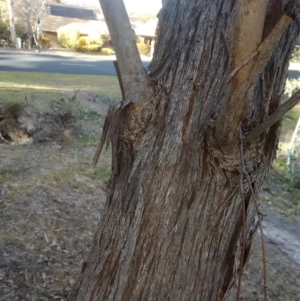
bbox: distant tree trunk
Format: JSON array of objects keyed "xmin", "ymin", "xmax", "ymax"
[
  {"xmin": 68, "ymin": 1, "xmax": 300, "ymax": 300},
  {"xmin": 6, "ymin": 0, "xmax": 17, "ymax": 47},
  {"xmin": 12, "ymin": 0, "xmax": 44, "ymax": 47}
]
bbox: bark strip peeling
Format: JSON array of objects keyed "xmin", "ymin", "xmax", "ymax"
[{"xmin": 216, "ymin": 0, "xmax": 291, "ymax": 151}]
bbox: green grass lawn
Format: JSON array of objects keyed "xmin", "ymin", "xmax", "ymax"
[
  {"xmin": 282, "ymin": 105, "xmax": 300, "ymax": 134},
  {"xmin": 0, "ymin": 71, "xmax": 121, "ymax": 108}
]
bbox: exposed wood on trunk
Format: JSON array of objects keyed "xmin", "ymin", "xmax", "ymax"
[
  {"xmin": 93, "ymin": 101, "xmax": 121, "ymax": 166},
  {"xmin": 230, "ymin": 0, "xmax": 269, "ymax": 87},
  {"xmin": 228, "ymin": 51, "xmax": 259, "ymax": 82},
  {"xmin": 216, "ymin": 12, "xmax": 291, "ymax": 151},
  {"xmin": 99, "ymin": 0, "xmax": 147, "ymax": 103}
]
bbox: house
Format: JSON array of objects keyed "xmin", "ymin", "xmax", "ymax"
[
  {"xmin": 135, "ymin": 19, "xmax": 158, "ymax": 56},
  {"xmin": 38, "ymin": 2, "xmax": 158, "ymax": 51},
  {"xmin": 39, "ymin": 2, "xmax": 108, "ymax": 48}
]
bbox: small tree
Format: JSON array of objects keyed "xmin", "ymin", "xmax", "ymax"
[
  {"xmin": 68, "ymin": 0, "xmax": 300, "ymax": 300},
  {"xmin": 12, "ymin": 0, "xmax": 61, "ymax": 46}
]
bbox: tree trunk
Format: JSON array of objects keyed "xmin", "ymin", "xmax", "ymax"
[
  {"xmin": 6, "ymin": 0, "xmax": 17, "ymax": 47},
  {"xmin": 68, "ymin": 1, "xmax": 300, "ymax": 300}
]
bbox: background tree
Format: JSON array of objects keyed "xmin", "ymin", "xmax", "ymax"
[
  {"xmin": 68, "ymin": 0, "xmax": 300, "ymax": 300},
  {"xmin": 0, "ymin": 18, "xmax": 11, "ymax": 42},
  {"xmin": 5, "ymin": 0, "xmax": 16, "ymax": 46},
  {"xmin": 9, "ymin": 0, "xmax": 60, "ymax": 46},
  {"xmin": 12, "ymin": 0, "xmax": 44, "ymax": 46}
]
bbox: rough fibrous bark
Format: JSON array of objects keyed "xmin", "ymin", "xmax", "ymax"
[{"xmin": 68, "ymin": 0, "xmax": 300, "ymax": 300}]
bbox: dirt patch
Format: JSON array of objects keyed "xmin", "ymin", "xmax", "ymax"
[
  {"xmin": 263, "ymin": 207, "xmax": 300, "ymax": 266},
  {"xmin": 237, "ymin": 205, "xmax": 300, "ymax": 301},
  {"xmin": 0, "ymin": 142, "xmax": 109, "ymax": 300},
  {"xmin": 0, "ymin": 103, "xmax": 78, "ymax": 145}
]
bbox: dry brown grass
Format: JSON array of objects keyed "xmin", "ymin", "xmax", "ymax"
[
  {"xmin": 0, "ymin": 75, "xmax": 115, "ymax": 300},
  {"xmin": 0, "ymin": 117, "xmax": 112, "ymax": 300}
]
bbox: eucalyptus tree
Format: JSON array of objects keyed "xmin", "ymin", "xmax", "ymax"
[{"xmin": 68, "ymin": 0, "xmax": 300, "ymax": 300}]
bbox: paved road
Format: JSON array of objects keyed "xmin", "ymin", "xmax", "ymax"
[
  {"xmin": 0, "ymin": 51, "xmax": 151, "ymax": 76},
  {"xmin": 288, "ymin": 70, "xmax": 300, "ymax": 79},
  {"xmin": 288, "ymin": 62, "xmax": 300, "ymax": 79},
  {"xmin": 0, "ymin": 50, "xmax": 299, "ymax": 79}
]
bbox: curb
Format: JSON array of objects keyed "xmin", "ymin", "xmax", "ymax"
[{"xmin": 0, "ymin": 48, "xmax": 116, "ymax": 60}]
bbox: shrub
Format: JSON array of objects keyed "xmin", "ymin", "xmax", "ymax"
[
  {"xmin": 88, "ymin": 44, "xmax": 101, "ymax": 52},
  {"xmin": 88, "ymin": 30, "xmax": 103, "ymax": 46},
  {"xmin": 78, "ymin": 36, "xmax": 88, "ymax": 47},
  {"xmin": 15, "ymin": 23, "xmax": 27, "ymax": 40},
  {"xmin": 136, "ymin": 42, "xmax": 150, "ymax": 56},
  {"xmin": 100, "ymin": 48, "xmax": 115, "ymax": 55},
  {"xmin": 41, "ymin": 37, "xmax": 50, "ymax": 48},
  {"xmin": 0, "ymin": 19, "xmax": 10, "ymax": 41},
  {"xmin": 75, "ymin": 44, "xmax": 101, "ymax": 53},
  {"xmin": 0, "ymin": 19, "xmax": 27, "ymax": 46},
  {"xmin": 291, "ymin": 47, "xmax": 300, "ymax": 63},
  {"xmin": 57, "ymin": 24, "xmax": 80, "ymax": 48},
  {"xmin": 285, "ymin": 79, "xmax": 300, "ymax": 97},
  {"xmin": 75, "ymin": 45, "xmax": 88, "ymax": 52}
]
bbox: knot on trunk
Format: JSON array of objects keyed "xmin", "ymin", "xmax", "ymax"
[
  {"xmin": 117, "ymin": 100, "xmax": 153, "ymax": 173},
  {"xmin": 120, "ymin": 101, "xmax": 153, "ymax": 150},
  {"xmin": 206, "ymin": 125, "xmax": 262, "ymax": 175}
]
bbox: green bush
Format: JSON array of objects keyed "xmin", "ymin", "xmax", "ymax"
[
  {"xmin": 136, "ymin": 42, "xmax": 150, "ymax": 56},
  {"xmin": 75, "ymin": 44, "xmax": 101, "ymax": 53},
  {"xmin": 0, "ymin": 19, "xmax": 10, "ymax": 41},
  {"xmin": 88, "ymin": 30, "xmax": 103, "ymax": 46},
  {"xmin": 57, "ymin": 24, "xmax": 80, "ymax": 48},
  {"xmin": 291, "ymin": 48, "xmax": 300, "ymax": 63},
  {"xmin": 285, "ymin": 78, "xmax": 300, "ymax": 97},
  {"xmin": 88, "ymin": 44, "xmax": 101, "ymax": 52},
  {"xmin": 41, "ymin": 37, "xmax": 50, "ymax": 48},
  {"xmin": 75, "ymin": 45, "xmax": 88, "ymax": 52},
  {"xmin": 15, "ymin": 23, "xmax": 27, "ymax": 40},
  {"xmin": 0, "ymin": 19, "xmax": 27, "ymax": 46},
  {"xmin": 100, "ymin": 47, "xmax": 115, "ymax": 55},
  {"xmin": 78, "ymin": 36, "xmax": 88, "ymax": 47}
]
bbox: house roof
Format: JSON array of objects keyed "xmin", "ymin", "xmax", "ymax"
[
  {"xmin": 44, "ymin": 3, "xmax": 101, "ymax": 20},
  {"xmin": 41, "ymin": 2, "xmax": 107, "ymax": 34},
  {"xmin": 40, "ymin": 2, "xmax": 157, "ymax": 38},
  {"xmin": 40, "ymin": 15, "xmax": 109, "ymax": 35}
]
